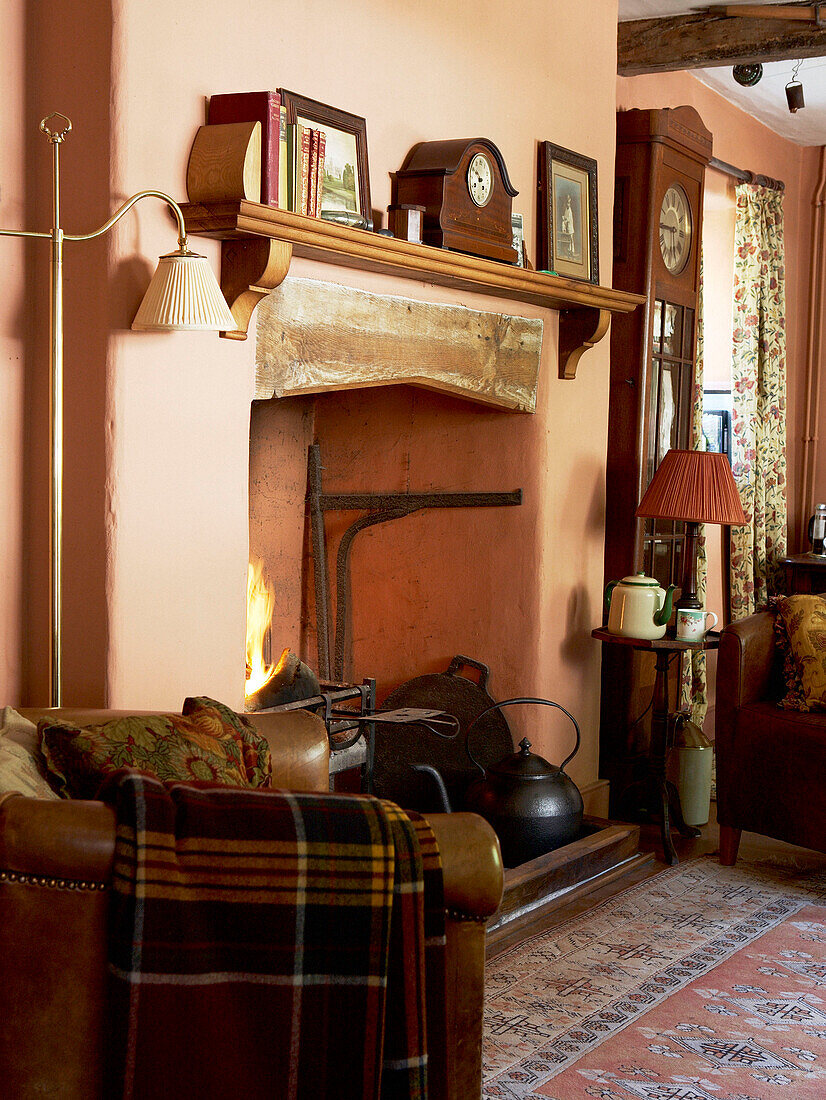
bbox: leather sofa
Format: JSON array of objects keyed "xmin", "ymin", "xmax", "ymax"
[
  {"xmin": 716, "ymin": 610, "xmax": 826, "ymax": 865},
  {"xmin": 0, "ymin": 706, "xmax": 504, "ymax": 1099}
]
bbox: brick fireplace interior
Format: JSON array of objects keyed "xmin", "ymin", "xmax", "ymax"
[{"xmin": 247, "ymin": 285, "xmax": 610, "ymax": 815}]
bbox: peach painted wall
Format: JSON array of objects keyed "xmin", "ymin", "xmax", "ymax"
[
  {"xmin": 0, "ymin": 2, "xmax": 25, "ymax": 703},
  {"xmin": 702, "ymin": 169, "xmax": 736, "ymax": 395},
  {"xmin": 99, "ymin": 0, "xmax": 622, "ymax": 788},
  {"xmin": 802, "ymin": 146, "xmax": 826, "ymax": 537},
  {"xmin": 618, "ymin": 71, "xmax": 821, "ymax": 554},
  {"xmin": 0, "ymin": 2, "xmax": 113, "ymax": 705}
]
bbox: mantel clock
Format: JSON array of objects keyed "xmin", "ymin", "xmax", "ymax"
[{"xmin": 391, "ymin": 138, "xmax": 518, "ymax": 264}]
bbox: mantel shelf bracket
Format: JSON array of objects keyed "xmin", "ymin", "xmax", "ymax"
[
  {"xmin": 219, "ymin": 237, "xmax": 292, "ymax": 340},
  {"xmin": 558, "ymin": 307, "xmax": 612, "ymax": 380},
  {"xmin": 179, "ymin": 202, "xmax": 644, "ymax": 372}
]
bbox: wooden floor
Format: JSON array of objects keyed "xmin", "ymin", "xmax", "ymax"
[{"xmin": 487, "ymin": 802, "xmax": 826, "ymax": 960}]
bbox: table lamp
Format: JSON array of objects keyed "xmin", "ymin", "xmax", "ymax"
[{"xmin": 635, "ymin": 449, "xmax": 747, "ymax": 611}]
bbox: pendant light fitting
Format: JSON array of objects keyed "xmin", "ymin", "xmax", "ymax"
[{"xmin": 786, "ymin": 59, "xmax": 805, "ymax": 113}]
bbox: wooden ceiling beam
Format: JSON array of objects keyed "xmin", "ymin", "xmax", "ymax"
[
  {"xmin": 719, "ymin": 5, "xmax": 824, "ymax": 20},
  {"xmin": 618, "ymin": 9, "xmax": 826, "ymax": 75}
]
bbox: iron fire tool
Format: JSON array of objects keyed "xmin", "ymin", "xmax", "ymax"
[
  {"xmin": 322, "ymin": 701, "xmax": 459, "ymax": 798},
  {"xmin": 326, "ymin": 706, "xmax": 459, "ymax": 750},
  {"xmin": 307, "ymin": 443, "xmax": 523, "ymax": 682},
  {"xmin": 266, "ymin": 679, "xmax": 459, "ymax": 796}
]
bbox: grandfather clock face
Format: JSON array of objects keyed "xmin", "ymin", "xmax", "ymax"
[{"xmin": 658, "ymin": 184, "xmax": 693, "ymax": 275}]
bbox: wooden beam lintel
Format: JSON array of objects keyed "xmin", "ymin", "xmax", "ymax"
[
  {"xmin": 618, "ymin": 9, "xmax": 826, "ymax": 75},
  {"xmin": 255, "ymin": 276, "xmax": 544, "ymax": 410}
]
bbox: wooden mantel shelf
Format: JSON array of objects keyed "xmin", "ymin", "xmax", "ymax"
[{"xmin": 180, "ymin": 200, "xmax": 645, "ymax": 379}]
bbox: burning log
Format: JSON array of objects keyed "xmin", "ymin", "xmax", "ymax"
[
  {"xmin": 245, "ymin": 648, "xmax": 321, "ymax": 711},
  {"xmin": 244, "ymin": 559, "xmax": 319, "ymax": 710}
]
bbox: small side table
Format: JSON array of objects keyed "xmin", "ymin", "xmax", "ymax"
[
  {"xmin": 592, "ymin": 628, "xmax": 718, "ymax": 865},
  {"xmin": 782, "ymin": 554, "xmax": 826, "ymax": 595}
]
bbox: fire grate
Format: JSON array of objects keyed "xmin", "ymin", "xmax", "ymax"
[
  {"xmin": 255, "ymin": 680, "xmax": 460, "ymax": 793},
  {"xmin": 255, "ymin": 679, "xmax": 376, "ymax": 788}
]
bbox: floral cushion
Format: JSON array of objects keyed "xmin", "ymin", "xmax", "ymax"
[
  {"xmin": 0, "ymin": 707, "xmax": 61, "ymax": 800},
  {"xmin": 39, "ymin": 697, "xmax": 272, "ymax": 799},
  {"xmin": 768, "ymin": 596, "xmax": 809, "ymax": 710},
  {"xmin": 772, "ymin": 595, "xmax": 826, "ymax": 711}
]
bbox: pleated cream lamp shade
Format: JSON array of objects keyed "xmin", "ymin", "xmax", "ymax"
[{"xmin": 132, "ymin": 249, "xmax": 237, "ymax": 331}]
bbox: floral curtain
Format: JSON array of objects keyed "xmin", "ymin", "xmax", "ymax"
[
  {"xmin": 680, "ymin": 255, "xmax": 708, "ymax": 723},
  {"xmin": 729, "ymin": 184, "xmax": 787, "ymax": 618}
]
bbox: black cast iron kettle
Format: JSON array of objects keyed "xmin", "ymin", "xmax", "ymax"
[{"xmin": 463, "ymin": 697, "xmax": 584, "ymax": 868}]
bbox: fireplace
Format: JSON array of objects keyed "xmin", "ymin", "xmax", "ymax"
[
  {"xmin": 246, "ymin": 374, "xmax": 642, "ymax": 929},
  {"xmin": 247, "ymin": 311, "xmax": 547, "ymax": 704},
  {"xmin": 246, "ymin": 270, "xmax": 613, "ymax": 853}
]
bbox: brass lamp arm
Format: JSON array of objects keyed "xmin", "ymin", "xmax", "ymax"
[
  {"xmin": 0, "ymin": 191, "xmax": 188, "ymax": 249},
  {"xmin": 65, "ymin": 189, "xmax": 188, "ymax": 251},
  {"xmin": 0, "ymin": 227, "xmax": 51, "ymax": 239}
]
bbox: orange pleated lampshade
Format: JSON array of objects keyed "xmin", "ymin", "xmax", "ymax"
[{"xmin": 635, "ymin": 449, "xmax": 747, "ymax": 526}]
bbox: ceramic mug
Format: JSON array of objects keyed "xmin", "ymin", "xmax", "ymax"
[{"xmin": 676, "ymin": 608, "xmax": 719, "ymax": 642}]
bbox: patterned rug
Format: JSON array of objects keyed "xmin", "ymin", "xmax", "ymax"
[{"xmin": 484, "ymin": 853, "xmax": 826, "ymax": 1099}]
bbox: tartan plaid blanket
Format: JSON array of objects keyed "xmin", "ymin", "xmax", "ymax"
[{"xmin": 102, "ymin": 772, "xmax": 445, "ymax": 1099}]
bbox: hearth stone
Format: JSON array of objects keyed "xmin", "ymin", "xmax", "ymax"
[{"xmin": 486, "ymin": 817, "xmax": 651, "ymax": 956}]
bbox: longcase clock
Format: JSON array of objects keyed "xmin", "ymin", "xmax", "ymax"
[{"xmin": 600, "ymin": 106, "xmax": 713, "ymax": 811}]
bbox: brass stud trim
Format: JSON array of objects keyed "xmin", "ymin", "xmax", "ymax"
[
  {"xmin": 0, "ymin": 868, "xmax": 106, "ymax": 891},
  {"xmin": 445, "ymin": 908, "xmax": 489, "ymax": 924}
]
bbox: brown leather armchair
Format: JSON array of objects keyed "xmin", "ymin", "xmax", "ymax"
[
  {"xmin": 716, "ymin": 611, "xmax": 826, "ymax": 865},
  {"xmin": 0, "ymin": 707, "xmax": 504, "ymax": 1100}
]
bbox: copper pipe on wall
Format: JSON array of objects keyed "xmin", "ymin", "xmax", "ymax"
[{"xmin": 800, "ymin": 145, "xmax": 826, "ymax": 549}]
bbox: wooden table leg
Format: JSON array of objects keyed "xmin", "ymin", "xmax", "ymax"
[
  {"xmin": 650, "ymin": 651, "xmax": 678, "ymax": 865},
  {"xmin": 648, "ymin": 650, "xmax": 702, "ymax": 863}
]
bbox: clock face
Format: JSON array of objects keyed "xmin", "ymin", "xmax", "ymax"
[
  {"xmin": 467, "ymin": 152, "xmax": 493, "ymax": 207},
  {"xmin": 658, "ymin": 184, "xmax": 692, "ymax": 274}
]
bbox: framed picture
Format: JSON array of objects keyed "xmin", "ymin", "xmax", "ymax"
[
  {"xmin": 537, "ymin": 142, "xmax": 598, "ymax": 284},
  {"xmin": 279, "ymin": 89, "xmax": 371, "ymax": 223},
  {"xmin": 511, "ymin": 213, "xmax": 525, "ymax": 269}
]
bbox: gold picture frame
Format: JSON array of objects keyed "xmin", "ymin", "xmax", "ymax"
[{"xmin": 537, "ymin": 142, "xmax": 598, "ymax": 284}]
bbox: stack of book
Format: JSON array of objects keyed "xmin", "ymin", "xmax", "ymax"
[
  {"xmin": 205, "ymin": 90, "xmax": 326, "ymax": 215},
  {"xmin": 285, "ymin": 123, "xmax": 326, "ymax": 217}
]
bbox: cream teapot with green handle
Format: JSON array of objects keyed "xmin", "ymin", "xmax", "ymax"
[{"xmin": 604, "ymin": 573, "xmax": 675, "ymax": 640}]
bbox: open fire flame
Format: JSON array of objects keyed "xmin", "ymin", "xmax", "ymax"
[{"xmin": 245, "ymin": 559, "xmax": 276, "ymax": 698}]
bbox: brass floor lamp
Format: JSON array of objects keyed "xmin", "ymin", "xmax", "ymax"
[{"xmin": 0, "ymin": 113, "xmax": 236, "ymax": 707}]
